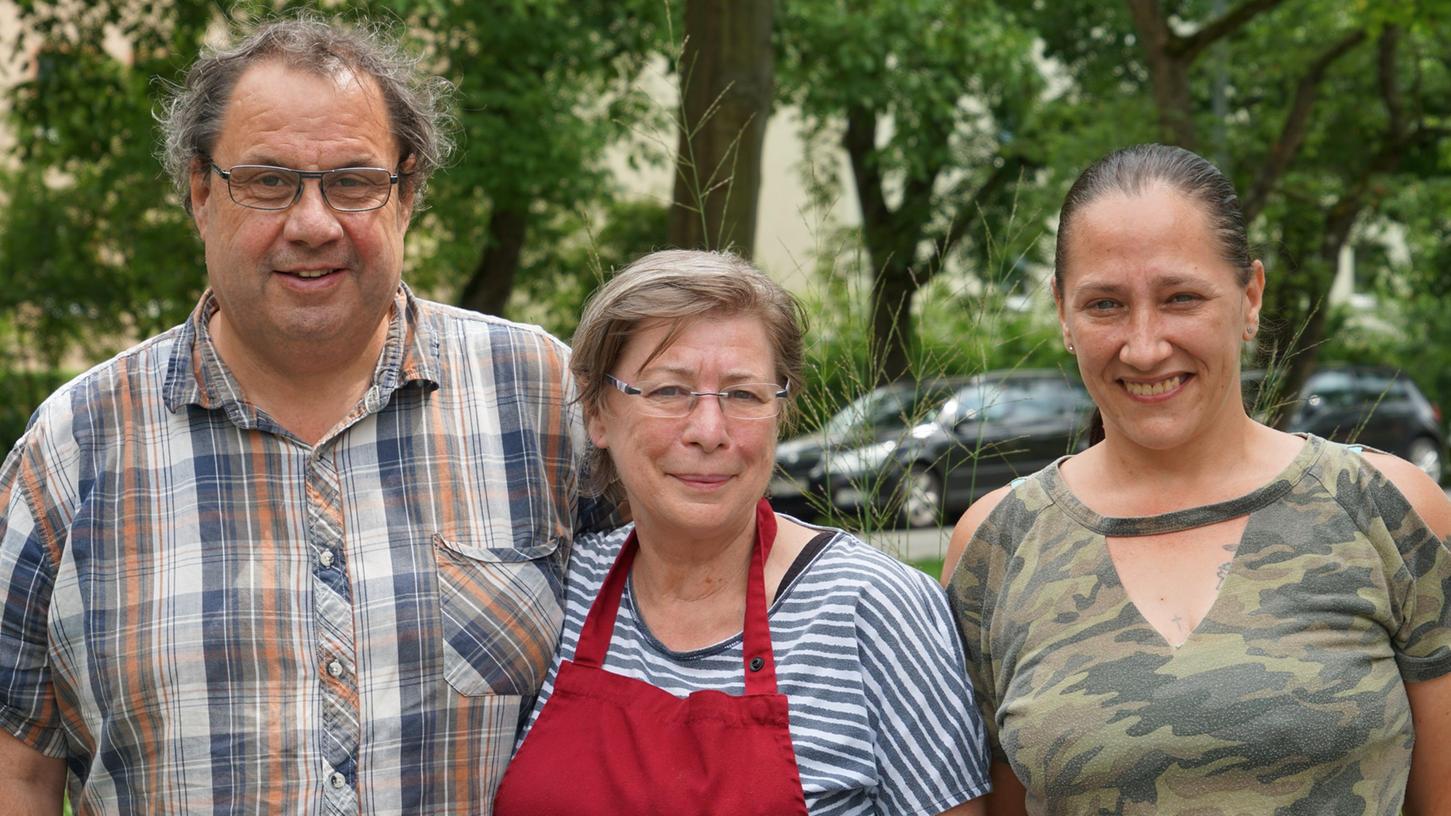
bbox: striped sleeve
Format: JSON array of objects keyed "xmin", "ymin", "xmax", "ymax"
[{"xmin": 854, "ymin": 558, "xmax": 991, "ymax": 813}]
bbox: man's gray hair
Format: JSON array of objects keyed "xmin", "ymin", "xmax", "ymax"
[{"xmin": 156, "ymin": 12, "xmax": 455, "ymax": 214}]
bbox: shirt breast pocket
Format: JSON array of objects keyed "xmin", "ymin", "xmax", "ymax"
[{"xmin": 432, "ymin": 530, "xmax": 565, "ymax": 697}]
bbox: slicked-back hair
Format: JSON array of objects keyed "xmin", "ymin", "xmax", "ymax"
[
  {"xmin": 156, "ymin": 12, "xmax": 455, "ymax": 214},
  {"xmin": 1055, "ymin": 144, "xmax": 1257, "ymax": 446},
  {"xmin": 1053, "ymin": 143, "xmax": 1253, "ymax": 294},
  {"xmin": 570, "ymin": 249, "xmax": 807, "ymax": 495}
]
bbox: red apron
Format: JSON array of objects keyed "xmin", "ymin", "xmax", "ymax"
[{"xmin": 492, "ymin": 498, "xmax": 809, "ymax": 815}]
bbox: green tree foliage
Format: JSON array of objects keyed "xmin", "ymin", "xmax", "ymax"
[
  {"xmin": 776, "ymin": 0, "xmax": 1045, "ymax": 385},
  {"xmin": 1, "ymin": 2, "xmax": 215, "ymax": 365},
  {"xmin": 402, "ymin": 0, "xmax": 670, "ymax": 315},
  {"xmin": 508, "ymin": 197, "xmax": 670, "ymax": 341},
  {"xmin": 1243, "ymin": 9, "xmax": 1451, "ymax": 421}
]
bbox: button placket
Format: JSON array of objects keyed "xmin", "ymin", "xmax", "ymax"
[{"xmin": 306, "ymin": 447, "xmax": 361, "ymax": 798}]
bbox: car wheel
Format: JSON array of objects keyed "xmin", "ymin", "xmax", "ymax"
[
  {"xmin": 898, "ymin": 466, "xmax": 943, "ymax": 529},
  {"xmin": 1408, "ymin": 436, "xmax": 1444, "ymax": 484}
]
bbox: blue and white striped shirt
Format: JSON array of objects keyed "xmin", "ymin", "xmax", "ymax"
[{"xmin": 521, "ymin": 520, "xmax": 992, "ymax": 815}]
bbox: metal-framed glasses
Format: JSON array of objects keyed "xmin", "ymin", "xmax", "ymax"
[
  {"xmin": 207, "ymin": 160, "xmax": 403, "ymax": 212},
  {"xmin": 606, "ymin": 375, "xmax": 788, "ymax": 420}
]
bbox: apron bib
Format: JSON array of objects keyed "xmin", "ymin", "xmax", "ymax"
[{"xmin": 493, "ymin": 499, "xmax": 809, "ymax": 815}]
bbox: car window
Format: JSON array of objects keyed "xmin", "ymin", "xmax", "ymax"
[
  {"xmin": 945, "ymin": 381, "xmax": 1059, "ymax": 423},
  {"xmin": 943, "ymin": 385, "xmax": 1000, "ymax": 423},
  {"xmin": 988, "ymin": 386, "xmax": 1037, "ymax": 421},
  {"xmin": 1302, "ymin": 371, "xmax": 1357, "ymax": 411},
  {"xmin": 1027, "ymin": 379, "xmax": 1085, "ymax": 414},
  {"xmin": 823, "ymin": 383, "xmax": 956, "ymax": 434},
  {"xmin": 1357, "ymin": 372, "xmax": 1408, "ymax": 405}
]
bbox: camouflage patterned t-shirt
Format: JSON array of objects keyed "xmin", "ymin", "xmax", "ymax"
[{"xmin": 948, "ymin": 434, "xmax": 1451, "ymax": 814}]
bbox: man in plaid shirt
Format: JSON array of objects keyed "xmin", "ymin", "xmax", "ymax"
[{"xmin": 0, "ymin": 15, "xmax": 593, "ymax": 813}]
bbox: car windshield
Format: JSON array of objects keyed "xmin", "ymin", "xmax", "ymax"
[
  {"xmin": 942, "ymin": 385, "xmax": 1009, "ymax": 422},
  {"xmin": 821, "ymin": 383, "xmax": 954, "ymax": 435}
]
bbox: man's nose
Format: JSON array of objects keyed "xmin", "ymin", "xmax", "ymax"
[{"xmin": 282, "ymin": 180, "xmax": 345, "ymax": 245}]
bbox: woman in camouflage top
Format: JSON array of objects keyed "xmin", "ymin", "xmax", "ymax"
[{"xmin": 943, "ymin": 144, "xmax": 1451, "ymax": 815}]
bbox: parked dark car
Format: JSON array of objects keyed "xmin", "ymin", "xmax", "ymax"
[
  {"xmin": 1243, "ymin": 366, "xmax": 1445, "ymax": 483},
  {"xmin": 771, "ymin": 370, "xmax": 1092, "ymax": 527}
]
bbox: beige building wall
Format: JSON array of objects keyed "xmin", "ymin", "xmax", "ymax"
[{"xmin": 0, "ymin": 2, "xmax": 21, "ymax": 158}]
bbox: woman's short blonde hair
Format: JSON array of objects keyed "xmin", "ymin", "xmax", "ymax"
[{"xmin": 570, "ymin": 249, "xmax": 807, "ymax": 495}]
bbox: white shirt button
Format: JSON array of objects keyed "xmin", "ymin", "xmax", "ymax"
[
  {"xmin": 327, "ymin": 660, "xmax": 344, "ymax": 678},
  {"xmin": 319, "ymin": 550, "xmax": 335, "ymax": 568},
  {"xmin": 329, "ymin": 771, "xmax": 347, "ymax": 789}
]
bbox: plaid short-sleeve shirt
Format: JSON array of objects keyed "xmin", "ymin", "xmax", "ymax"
[{"xmin": 0, "ymin": 286, "xmax": 586, "ymax": 814}]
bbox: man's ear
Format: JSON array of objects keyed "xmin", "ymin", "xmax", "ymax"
[
  {"xmin": 395, "ymin": 154, "xmax": 418, "ymax": 224},
  {"xmin": 189, "ymin": 159, "xmax": 213, "ymax": 234}
]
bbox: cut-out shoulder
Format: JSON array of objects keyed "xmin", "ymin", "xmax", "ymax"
[
  {"xmin": 941, "ymin": 485, "xmax": 1013, "ymax": 587},
  {"xmin": 1361, "ymin": 451, "xmax": 1451, "ymax": 539}
]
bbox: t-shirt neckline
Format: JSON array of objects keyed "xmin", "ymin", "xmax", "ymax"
[
  {"xmin": 622, "ymin": 530, "xmax": 840, "ymax": 660},
  {"xmin": 1042, "ymin": 433, "xmax": 1324, "ymax": 536}
]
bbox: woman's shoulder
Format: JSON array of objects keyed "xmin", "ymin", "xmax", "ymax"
[
  {"xmin": 942, "ymin": 469, "xmax": 1058, "ymax": 583},
  {"xmin": 806, "ymin": 527, "xmax": 928, "ymax": 580},
  {"xmin": 779, "ymin": 527, "xmax": 957, "ymax": 625},
  {"xmin": 568, "ymin": 525, "xmax": 633, "ymax": 582}
]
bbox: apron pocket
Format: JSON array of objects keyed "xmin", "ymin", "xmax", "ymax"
[{"xmin": 433, "ymin": 532, "xmax": 565, "ymax": 697}]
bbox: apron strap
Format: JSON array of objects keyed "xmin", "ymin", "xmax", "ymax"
[
  {"xmin": 741, "ymin": 498, "xmax": 779, "ymax": 695},
  {"xmin": 573, "ymin": 498, "xmax": 783, "ymax": 697},
  {"xmin": 573, "ymin": 529, "xmax": 639, "ymax": 668}
]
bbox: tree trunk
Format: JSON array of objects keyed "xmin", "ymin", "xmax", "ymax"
[
  {"xmin": 842, "ymin": 105, "xmax": 932, "ymax": 385},
  {"xmin": 668, "ymin": 0, "xmax": 775, "ymax": 258},
  {"xmin": 1240, "ymin": 30, "xmax": 1367, "ymax": 222},
  {"xmin": 870, "ymin": 262, "xmax": 916, "ymax": 385},
  {"xmin": 1125, "ymin": 0, "xmax": 1198, "ymax": 148},
  {"xmin": 457, "ymin": 206, "xmax": 529, "ymax": 316}
]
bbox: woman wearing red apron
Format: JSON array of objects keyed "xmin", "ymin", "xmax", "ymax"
[
  {"xmin": 493, "ymin": 251, "xmax": 990, "ymax": 815},
  {"xmin": 495, "ymin": 500, "xmax": 808, "ymax": 815}
]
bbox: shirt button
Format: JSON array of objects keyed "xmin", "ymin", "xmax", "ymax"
[
  {"xmin": 327, "ymin": 660, "xmax": 344, "ymax": 678},
  {"xmin": 329, "ymin": 771, "xmax": 348, "ymax": 789},
  {"xmin": 319, "ymin": 550, "xmax": 335, "ymax": 568}
]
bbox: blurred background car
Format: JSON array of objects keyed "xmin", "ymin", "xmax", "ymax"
[
  {"xmin": 1243, "ymin": 365, "xmax": 1445, "ymax": 483},
  {"xmin": 771, "ymin": 370, "xmax": 1091, "ymax": 527}
]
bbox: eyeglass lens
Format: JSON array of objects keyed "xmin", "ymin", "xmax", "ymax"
[
  {"xmin": 226, "ymin": 166, "xmax": 393, "ymax": 211},
  {"xmin": 640, "ymin": 384, "xmax": 783, "ymax": 419}
]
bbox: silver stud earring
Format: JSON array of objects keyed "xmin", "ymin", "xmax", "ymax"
[{"xmin": 1066, "ymin": 343, "xmax": 1075, "ymax": 354}]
